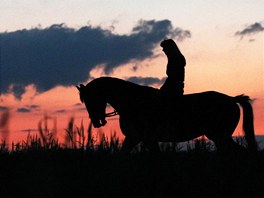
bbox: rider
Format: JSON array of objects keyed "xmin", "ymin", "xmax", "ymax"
[
  {"xmin": 141, "ymin": 39, "xmax": 186, "ymax": 145},
  {"xmin": 160, "ymin": 39, "xmax": 186, "ymax": 97}
]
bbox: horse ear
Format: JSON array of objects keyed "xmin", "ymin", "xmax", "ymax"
[{"xmin": 76, "ymin": 84, "xmax": 85, "ymax": 91}]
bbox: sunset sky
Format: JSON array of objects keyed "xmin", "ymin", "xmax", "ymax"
[{"xmin": 0, "ymin": 0, "xmax": 263, "ymax": 144}]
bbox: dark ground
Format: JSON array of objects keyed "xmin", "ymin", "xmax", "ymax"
[{"xmin": 0, "ymin": 149, "xmax": 264, "ymax": 198}]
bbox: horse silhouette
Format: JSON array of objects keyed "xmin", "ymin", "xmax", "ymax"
[{"xmin": 76, "ymin": 77, "xmax": 258, "ymax": 153}]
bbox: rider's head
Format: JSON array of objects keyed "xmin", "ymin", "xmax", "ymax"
[{"xmin": 160, "ymin": 39, "xmax": 180, "ymax": 57}]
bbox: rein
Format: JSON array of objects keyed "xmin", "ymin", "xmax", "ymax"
[{"xmin": 105, "ymin": 110, "xmax": 118, "ymax": 117}]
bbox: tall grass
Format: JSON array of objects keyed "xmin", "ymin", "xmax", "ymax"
[
  {"xmin": 0, "ymin": 113, "xmax": 260, "ymax": 154},
  {"xmin": 0, "ymin": 114, "xmax": 122, "ymax": 154}
]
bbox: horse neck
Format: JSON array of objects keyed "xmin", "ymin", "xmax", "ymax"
[
  {"xmin": 103, "ymin": 78, "xmax": 157, "ymax": 115},
  {"xmin": 104, "ymin": 84, "xmax": 131, "ymax": 113},
  {"xmin": 92, "ymin": 77, "xmax": 158, "ymax": 115}
]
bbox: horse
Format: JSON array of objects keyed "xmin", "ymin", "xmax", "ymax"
[{"xmin": 76, "ymin": 77, "xmax": 258, "ymax": 153}]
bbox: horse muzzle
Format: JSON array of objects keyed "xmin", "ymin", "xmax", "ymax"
[{"xmin": 92, "ymin": 118, "xmax": 107, "ymax": 128}]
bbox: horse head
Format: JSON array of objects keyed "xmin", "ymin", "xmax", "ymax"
[{"xmin": 76, "ymin": 84, "xmax": 107, "ymax": 128}]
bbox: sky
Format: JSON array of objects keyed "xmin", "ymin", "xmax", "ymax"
[{"xmin": 0, "ymin": 0, "xmax": 263, "ymax": 144}]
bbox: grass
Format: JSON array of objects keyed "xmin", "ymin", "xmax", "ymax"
[
  {"xmin": 0, "ymin": 115, "xmax": 264, "ymax": 197},
  {"xmin": 1, "ymin": 147, "xmax": 264, "ymax": 198}
]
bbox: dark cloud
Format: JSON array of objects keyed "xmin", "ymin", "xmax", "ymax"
[
  {"xmin": 170, "ymin": 27, "xmax": 191, "ymax": 41},
  {"xmin": 29, "ymin": 105, "xmax": 40, "ymax": 109},
  {"xmin": 16, "ymin": 105, "xmax": 40, "ymax": 113},
  {"xmin": 235, "ymin": 22, "xmax": 264, "ymax": 38},
  {"xmin": 56, "ymin": 109, "xmax": 67, "ymax": 113},
  {"xmin": 0, "ymin": 106, "xmax": 9, "ymax": 111},
  {"xmin": 20, "ymin": 129, "xmax": 38, "ymax": 133},
  {"xmin": 73, "ymin": 103, "xmax": 86, "ymax": 111},
  {"xmin": 1, "ymin": 19, "xmax": 191, "ymax": 98},
  {"xmin": 17, "ymin": 108, "xmax": 31, "ymax": 113},
  {"xmin": 78, "ymin": 107, "xmax": 87, "ymax": 111},
  {"xmin": 126, "ymin": 76, "xmax": 166, "ymax": 86}
]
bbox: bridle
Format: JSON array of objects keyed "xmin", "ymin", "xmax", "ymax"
[
  {"xmin": 80, "ymin": 89, "xmax": 118, "ymax": 118},
  {"xmin": 105, "ymin": 110, "xmax": 118, "ymax": 117}
]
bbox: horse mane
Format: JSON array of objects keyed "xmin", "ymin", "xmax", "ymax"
[
  {"xmin": 78, "ymin": 77, "xmax": 159, "ymax": 115},
  {"xmin": 87, "ymin": 77, "xmax": 158, "ymax": 95},
  {"xmin": 76, "ymin": 84, "xmax": 86, "ymax": 103}
]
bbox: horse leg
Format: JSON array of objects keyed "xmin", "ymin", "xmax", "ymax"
[
  {"xmin": 121, "ymin": 136, "xmax": 140, "ymax": 153},
  {"xmin": 211, "ymin": 135, "xmax": 247, "ymax": 154},
  {"xmin": 205, "ymin": 104, "xmax": 247, "ymax": 154},
  {"xmin": 143, "ymin": 139, "xmax": 160, "ymax": 153}
]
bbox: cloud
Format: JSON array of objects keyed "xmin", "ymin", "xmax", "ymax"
[
  {"xmin": 56, "ymin": 109, "xmax": 67, "ymax": 113},
  {"xmin": 72, "ymin": 103, "xmax": 86, "ymax": 111},
  {"xmin": 16, "ymin": 105, "xmax": 40, "ymax": 113},
  {"xmin": 170, "ymin": 27, "xmax": 191, "ymax": 41},
  {"xmin": 235, "ymin": 22, "xmax": 264, "ymax": 38},
  {"xmin": 1, "ymin": 19, "xmax": 191, "ymax": 98},
  {"xmin": 20, "ymin": 129, "xmax": 39, "ymax": 133},
  {"xmin": 126, "ymin": 76, "xmax": 166, "ymax": 86},
  {"xmin": 0, "ymin": 106, "xmax": 9, "ymax": 111},
  {"xmin": 29, "ymin": 105, "xmax": 40, "ymax": 109},
  {"xmin": 17, "ymin": 108, "xmax": 31, "ymax": 113}
]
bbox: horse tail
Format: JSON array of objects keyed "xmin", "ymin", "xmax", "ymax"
[{"xmin": 234, "ymin": 95, "xmax": 258, "ymax": 153}]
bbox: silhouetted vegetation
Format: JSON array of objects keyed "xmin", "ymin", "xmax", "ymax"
[{"xmin": 0, "ymin": 116, "xmax": 263, "ymax": 198}]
